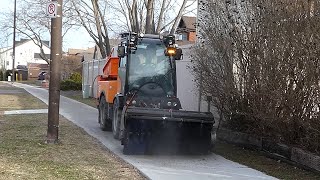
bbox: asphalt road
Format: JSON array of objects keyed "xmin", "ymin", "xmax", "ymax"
[{"xmin": 11, "ymin": 82, "xmax": 276, "ymax": 180}]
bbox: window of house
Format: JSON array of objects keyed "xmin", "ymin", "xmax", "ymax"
[
  {"xmin": 181, "ymin": 33, "xmax": 188, "ymax": 41},
  {"xmin": 6, "ymin": 61, "xmax": 9, "ymax": 65}
]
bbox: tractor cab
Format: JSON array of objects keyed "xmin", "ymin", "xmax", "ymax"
[{"xmin": 118, "ymin": 33, "xmax": 182, "ymax": 109}]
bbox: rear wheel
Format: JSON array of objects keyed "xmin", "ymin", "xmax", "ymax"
[
  {"xmin": 98, "ymin": 96, "xmax": 111, "ymax": 131},
  {"xmin": 112, "ymin": 99, "xmax": 122, "ymax": 139}
]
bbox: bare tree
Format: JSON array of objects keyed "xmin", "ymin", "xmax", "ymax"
[
  {"xmin": 0, "ymin": 0, "xmax": 74, "ymax": 64},
  {"xmin": 169, "ymin": 0, "xmax": 188, "ymax": 34},
  {"xmin": 108, "ymin": 0, "xmax": 196, "ymax": 34},
  {"xmin": 69, "ymin": 0, "xmax": 111, "ymax": 58},
  {"xmin": 193, "ymin": 0, "xmax": 320, "ymax": 153}
]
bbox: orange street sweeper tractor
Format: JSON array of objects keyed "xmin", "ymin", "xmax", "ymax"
[{"xmin": 96, "ymin": 32, "xmax": 215, "ymax": 154}]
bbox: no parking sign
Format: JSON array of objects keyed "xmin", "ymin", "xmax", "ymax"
[{"xmin": 46, "ymin": 2, "xmax": 58, "ymax": 18}]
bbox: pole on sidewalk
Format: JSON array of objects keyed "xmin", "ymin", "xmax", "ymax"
[
  {"xmin": 47, "ymin": 0, "xmax": 63, "ymax": 144},
  {"xmin": 12, "ymin": 0, "xmax": 17, "ymax": 82}
]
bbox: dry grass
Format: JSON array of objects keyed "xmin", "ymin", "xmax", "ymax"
[
  {"xmin": 215, "ymin": 141, "xmax": 320, "ymax": 180},
  {"xmin": 61, "ymin": 91, "xmax": 97, "ymax": 108},
  {"xmin": 0, "ymin": 82, "xmax": 47, "ymax": 111},
  {"xmin": 0, "ymin": 82, "xmax": 145, "ymax": 179},
  {"xmin": 0, "ymin": 93, "xmax": 47, "ymax": 111},
  {"xmin": 0, "ymin": 114, "xmax": 145, "ymax": 180}
]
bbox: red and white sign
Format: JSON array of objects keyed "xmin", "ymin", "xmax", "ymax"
[{"xmin": 46, "ymin": 2, "xmax": 58, "ymax": 18}]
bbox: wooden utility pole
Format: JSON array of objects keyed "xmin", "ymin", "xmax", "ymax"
[
  {"xmin": 12, "ymin": 0, "xmax": 17, "ymax": 82},
  {"xmin": 47, "ymin": 0, "xmax": 63, "ymax": 143}
]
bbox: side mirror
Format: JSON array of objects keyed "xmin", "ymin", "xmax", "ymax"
[
  {"xmin": 174, "ymin": 48, "xmax": 183, "ymax": 60},
  {"xmin": 118, "ymin": 46, "xmax": 125, "ymax": 58}
]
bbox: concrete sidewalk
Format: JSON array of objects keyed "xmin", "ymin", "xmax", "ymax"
[{"xmin": 11, "ymin": 82, "xmax": 277, "ymax": 180}]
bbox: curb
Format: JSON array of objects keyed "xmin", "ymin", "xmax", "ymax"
[{"xmin": 217, "ymin": 128, "xmax": 320, "ymax": 173}]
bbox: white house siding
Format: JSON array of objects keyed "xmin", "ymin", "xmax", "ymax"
[
  {"xmin": 0, "ymin": 47, "xmax": 10, "ymax": 70},
  {"xmin": 0, "ymin": 40, "xmax": 50, "ymax": 71}
]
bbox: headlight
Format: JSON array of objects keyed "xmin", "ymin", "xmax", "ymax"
[{"xmin": 167, "ymin": 102, "xmax": 172, "ymax": 106}]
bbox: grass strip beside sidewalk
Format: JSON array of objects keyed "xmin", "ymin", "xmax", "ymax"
[
  {"xmin": 0, "ymin": 114, "xmax": 144, "ymax": 179},
  {"xmin": 0, "ymin": 114, "xmax": 143, "ymax": 179},
  {"xmin": 0, "ymin": 83, "xmax": 47, "ymax": 111},
  {"xmin": 0, "ymin": 82, "xmax": 145, "ymax": 179},
  {"xmin": 215, "ymin": 141, "xmax": 320, "ymax": 179}
]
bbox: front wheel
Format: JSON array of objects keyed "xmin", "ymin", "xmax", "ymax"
[
  {"xmin": 112, "ymin": 99, "xmax": 122, "ymax": 139},
  {"xmin": 98, "ymin": 96, "xmax": 111, "ymax": 131}
]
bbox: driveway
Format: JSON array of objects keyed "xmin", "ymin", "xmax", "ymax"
[{"xmin": 12, "ymin": 82, "xmax": 276, "ymax": 180}]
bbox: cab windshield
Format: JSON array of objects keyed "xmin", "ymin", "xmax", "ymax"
[{"xmin": 129, "ymin": 38, "xmax": 174, "ymax": 95}]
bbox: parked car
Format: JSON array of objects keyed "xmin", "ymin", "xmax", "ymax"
[{"xmin": 38, "ymin": 71, "xmax": 47, "ymax": 80}]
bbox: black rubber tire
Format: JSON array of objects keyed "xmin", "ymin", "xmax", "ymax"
[
  {"xmin": 112, "ymin": 99, "xmax": 122, "ymax": 139},
  {"xmin": 99, "ymin": 96, "xmax": 111, "ymax": 131}
]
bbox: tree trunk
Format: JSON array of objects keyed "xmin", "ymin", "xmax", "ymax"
[
  {"xmin": 92, "ymin": 0, "xmax": 107, "ymax": 58},
  {"xmin": 155, "ymin": 0, "xmax": 167, "ymax": 34},
  {"xmin": 145, "ymin": 0, "xmax": 155, "ymax": 34}
]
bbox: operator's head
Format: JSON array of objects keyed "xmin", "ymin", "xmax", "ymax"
[{"xmin": 144, "ymin": 45, "xmax": 157, "ymax": 63}]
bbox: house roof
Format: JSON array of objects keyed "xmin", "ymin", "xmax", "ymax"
[
  {"xmin": 177, "ymin": 16, "xmax": 196, "ymax": 32},
  {"xmin": 16, "ymin": 38, "xmax": 50, "ymax": 47}
]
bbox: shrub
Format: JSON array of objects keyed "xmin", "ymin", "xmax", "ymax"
[
  {"xmin": 60, "ymin": 72, "xmax": 82, "ymax": 91},
  {"xmin": 60, "ymin": 79, "xmax": 82, "ymax": 91},
  {"xmin": 193, "ymin": 0, "xmax": 320, "ymax": 154},
  {"xmin": 69, "ymin": 72, "xmax": 82, "ymax": 83}
]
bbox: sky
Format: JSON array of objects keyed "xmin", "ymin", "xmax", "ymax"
[
  {"xmin": 0, "ymin": 0, "xmax": 196, "ymax": 51},
  {"xmin": 0, "ymin": 0, "xmax": 95, "ymax": 50}
]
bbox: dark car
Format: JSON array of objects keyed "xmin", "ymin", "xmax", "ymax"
[{"xmin": 38, "ymin": 71, "xmax": 47, "ymax": 80}]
